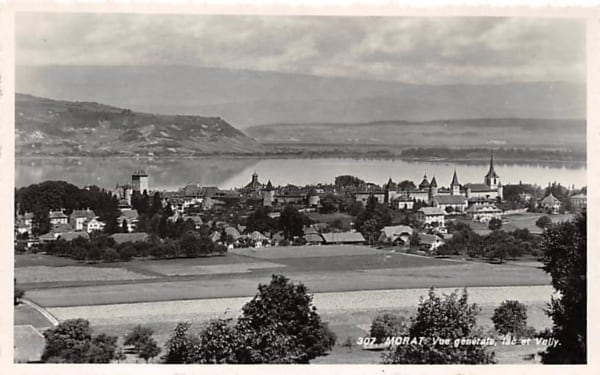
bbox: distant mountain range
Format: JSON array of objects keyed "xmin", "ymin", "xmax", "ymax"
[
  {"xmin": 17, "ymin": 65, "xmax": 586, "ymax": 128},
  {"xmin": 246, "ymin": 118, "xmax": 586, "ymax": 149},
  {"xmin": 15, "ymin": 94, "xmax": 264, "ymax": 157}
]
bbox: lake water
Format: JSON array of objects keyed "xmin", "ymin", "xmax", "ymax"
[{"xmin": 15, "ymin": 157, "xmax": 586, "ymax": 191}]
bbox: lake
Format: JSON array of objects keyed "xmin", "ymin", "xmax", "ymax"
[{"xmin": 15, "ymin": 157, "xmax": 586, "ymax": 191}]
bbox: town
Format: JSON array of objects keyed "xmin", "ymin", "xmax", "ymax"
[{"xmin": 14, "ymin": 155, "xmax": 586, "ymax": 261}]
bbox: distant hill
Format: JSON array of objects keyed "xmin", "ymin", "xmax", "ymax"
[
  {"xmin": 15, "ymin": 94, "xmax": 265, "ymax": 157},
  {"xmin": 246, "ymin": 118, "xmax": 586, "ymax": 149},
  {"xmin": 17, "ymin": 65, "xmax": 586, "ymax": 128}
]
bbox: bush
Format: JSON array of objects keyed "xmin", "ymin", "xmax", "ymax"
[
  {"xmin": 162, "ymin": 322, "xmax": 201, "ymax": 364},
  {"xmin": 383, "ymin": 288, "xmax": 495, "ymax": 364},
  {"xmin": 369, "ymin": 313, "xmax": 408, "ymax": 344},
  {"xmin": 491, "ymin": 300, "xmax": 529, "ymax": 337},
  {"xmin": 14, "ymin": 287, "xmax": 25, "ymax": 305},
  {"xmin": 196, "ymin": 318, "xmax": 237, "ymax": 364},
  {"xmin": 124, "ymin": 325, "xmax": 154, "ymax": 353},
  {"xmin": 102, "ymin": 248, "xmax": 119, "ymax": 263},
  {"xmin": 535, "ymin": 215, "xmax": 552, "ymax": 230},
  {"xmin": 41, "ymin": 319, "xmax": 118, "ymax": 363}
]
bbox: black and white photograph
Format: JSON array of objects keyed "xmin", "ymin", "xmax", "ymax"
[{"xmin": 6, "ymin": 5, "xmax": 592, "ymax": 369}]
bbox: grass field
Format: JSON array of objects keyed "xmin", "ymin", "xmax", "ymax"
[
  {"xmin": 230, "ymin": 244, "xmax": 381, "ymax": 259},
  {"xmin": 454, "ymin": 212, "xmax": 574, "ymax": 235},
  {"xmin": 16, "ymin": 265, "xmax": 155, "ymax": 283}
]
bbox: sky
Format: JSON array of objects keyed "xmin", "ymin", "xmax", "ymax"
[{"xmin": 16, "ymin": 13, "xmax": 586, "ymax": 85}]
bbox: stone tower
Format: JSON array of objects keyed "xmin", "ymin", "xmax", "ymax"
[
  {"xmin": 450, "ymin": 170, "xmax": 460, "ymax": 196},
  {"xmin": 262, "ymin": 180, "xmax": 275, "ymax": 207},
  {"xmin": 132, "ymin": 169, "xmax": 149, "ymax": 193}
]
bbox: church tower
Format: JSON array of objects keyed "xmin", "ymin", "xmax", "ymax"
[
  {"xmin": 484, "ymin": 154, "xmax": 500, "ymax": 189},
  {"xmin": 450, "ymin": 170, "xmax": 460, "ymax": 196},
  {"xmin": 428, "ymin": 176, "xmax": 438, "ymax": 202},
  {"xmin": 262, "ymin": 180, "xmax": 275, "ymax": 207}
]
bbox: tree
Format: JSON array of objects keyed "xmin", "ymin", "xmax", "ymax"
[
  {"xmin": 278, "ymin": 205, "xmax": 306, "ymax": 240},
  {"xmin": 196, "ymin": 318, "xmax": 238, "ymax": 363},
  {"xmin": 370, "ymin": 313, "xmax": 408, "ymax": 344},
  {"xmin": 491, "ymin": 300, "xmax": 529, "ymax": 337},
  {"xmin": 234, "ymin": 274, "xmax": 336, "ymax": 363},
  {"xmin": 162, "ymin": 322, "xmax": 201, "ymax": 364},
  {"xmin": 535, "ymin": 215, "xmax": 552, "ymax": 230},
  {"xmin": 41, "ymin": 319, "xmax": 118, "ymax": 363},
  {"xmin": 383, "ymin": 288, "xmax": 495, "ymax": 364},
  {"xmin": 138, "ymin": 338, "xmax": 161, "ymax": 363},
  {"xmin": 540, "ymin": 212, "xmax": 586, "ymax": 364},
  {"xmin": 124, "ymin": 325, "xmax": 155, "ymax": 353},
  {"xmin": 488, "ymin": 217, "xmax": 502, "ymax": 231}
]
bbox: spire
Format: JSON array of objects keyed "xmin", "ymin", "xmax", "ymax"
[
  {"xmin": 451, "ymin": 170, "xmax": 460, "ymax": 186},
  {"xmin": 265, "ymin": 180, "xmax": 274, "ymax": 191},
  {"xmin": 430, "ymin": 176, "xmax": 437, "ymax": 187},
  {"xmin": 386, "ymin": 177, "xmax": 393, "ymax": 189},
  {"xmin": 419, "ymin": 174, "xmax": 430, "ymax": 189},
  {"xmin": 485, "ymin": 153, "xmax": 499, "ymax": 178}
]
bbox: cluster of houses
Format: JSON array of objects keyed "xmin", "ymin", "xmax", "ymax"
[{"xmin": 16, "ymin": 158, "xmax": 587, "ymax": 251}]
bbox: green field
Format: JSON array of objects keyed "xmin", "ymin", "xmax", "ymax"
[{"xmin": 15, "ymin": 245, "xmax": 553, "ymax": 364}]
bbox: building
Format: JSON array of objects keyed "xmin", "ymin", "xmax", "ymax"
[
  {"xmin": 132, "ymin": 169, "xmax": 149, "ymax": 193},
  {"xmin": 419, "ymin": 233, "xmax": 445, "ymax": 252},
  {"xmin": 69, "ymin": 209, "xmax": 96, "ymax": 231},
  {"xmin": 117, "ymin": 209, "xmax": 139, "ymax": 232},
  {"xmin": 110, "ymin": 232, "xmax": 149, "ymax": 245},
  {"xmin": 378, "ymin": 225, "xmax": 414, "ymax": 245},
  {"xmin": 466, "ymin": 203, "xmax": 502, "ymax": 222},
  {"xmin": 416, "ymin": 207, "xmax": 446, "ymax": 227},
  {"xmin": 16, "ymin": 212, "xmax": 34, "ymax": 235},
  {"xmin": 86, "ymin": 218, "xmax": 106, "ymax": 233},
  {"xmin": 354, "ymin": 191, "xmax": 386, "ymax": 205},
  {"xmin": 464, "ymin": 155, "xmax": 503, "ymax": 201},
  {"xmin": 394, "ymin": 196, "xmax": 415, "ymax": 210},
  {"xmin": 321, "ymin": 232, "xmax": 366, "ymax": 245},
  {"xmin": 49, "ymin": 210, "xmax": 69, "ymax": 226},
  {"xmin": 262, "ymin": 180, "xmax": 275, "ymax": 207},
  {"xmin": 539, "ymin": 193, "xmax": 562, "ymax": 214},
  {"xmin": 432, "ymin": 195, "xmax": 468, "ymax": 214},
  {"xmin": 571, "ymin": 193, "xmax": 587, "ymax": 210}
]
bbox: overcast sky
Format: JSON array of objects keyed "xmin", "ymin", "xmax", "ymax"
[{"xmin": 16, "ymin": 13, "xmax": 585, "ymax": 85}]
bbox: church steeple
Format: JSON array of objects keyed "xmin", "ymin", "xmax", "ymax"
[
  {"xmin": 451, "ymin": 170, "xmax": 460, "ymax": 186},
  {"xmin": 450, "ymin": 170, "xmax": 460, "ymax": 196},
  {"xmin": 484, "ymin": 153, "xmax": 500, "ymax": 189}
]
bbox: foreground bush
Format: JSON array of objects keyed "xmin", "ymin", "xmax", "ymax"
[
  {"xmin": 492, "ymin": 300, "xmax": 529, "ymax": 337},
  {"xmin": 163, "ymin": 274, "xmax": 336, "ymax": 364},
  {"xmin": 42, "ymin": 319, "xmax": 118, "ymax": 363},
  {"xmin": 369, "ymin": 313, "xmax": 408, "ymax": 344},
  {"xmin": 383, "ymin": 288, "xmax": 495, "ymax": 364}
]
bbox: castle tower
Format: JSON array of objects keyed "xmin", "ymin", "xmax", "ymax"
[
  {"xmin": 262, "ymin": 180, "xmax": 275, "ymax": 207},
  {"xmin": 132, "ymin": 169, "xmax": 149, "ymax": 193},
  {"xmin": 384, "ymin": 177, "xmax": 393, "ymax": 204},
  {"xmin": 450, "ymin": 170, "xmax": 460, "ymax": 196},
  {"xmin": 429, "ymin": 176, "xmax": 438, "ymax": 201},
  {"xmin": 484, "ymin": 154, "xmax": 500, "ymax": 189},
  {"xmin": 251, "ymin": 172, "xmax": 259, "ymax": 185},
  {"xmin": 418, "ymin": 174, "xmax": 430, "ymax": 190}
]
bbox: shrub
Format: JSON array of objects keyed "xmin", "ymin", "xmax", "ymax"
[
  {"xmin": 491, "ymin": 300, "xmax": 529, "ymax": 337},
  {"xmin": 162, "ymin": 322, "xmax": 200, "ymax": 364},
  {"xmin": 196, "ymin": 318, "xmax": 237, "ymax": 364},
  {"xmin": 383, "ymin": 288, "xmax": 495, "ymax": 364},
  {"xmin": 369, "ymin": 313, "xmax": 408, "ymax": 344}
]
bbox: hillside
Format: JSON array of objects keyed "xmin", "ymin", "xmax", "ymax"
[
  {"xmin": 15, "ymin": 94, "xmax": 265, "ymax": 157},
  {"xmin": 17, "ymin": 65, "xmax": 586, "ymax": 128},
  {"xmin": 246, "ymin": 119, "xmax": 586, "ymax": 150}
]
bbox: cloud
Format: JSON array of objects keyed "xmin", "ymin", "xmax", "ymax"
[{"xmin": 16, "ymin": 13, "xmax": 585, "ymax": 84}]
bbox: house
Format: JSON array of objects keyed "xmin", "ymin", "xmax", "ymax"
[
  {"xmin": 303, "ymin": 233, "xmax": 324, "ymax": 245},
  {"xmin": 38, "ymin": 232, "xmax": 58, "ymax": 243},
  {"xmin": 58, "ymin": 231, "xmax": 90, "ymax": 242},
  {"xmin": 378, "ymin": 225, "xmax": 414, "ymax": 245},
  {"xmin": 321, "ymin": 232, "xmax": 366, "ymax": 245},
  {"xmin": 394, "ymin": 196, "xmax": 414, "ymax": 210},
  {"xmin": 110, "ymin": 232, "xmax": 149, "ymax": 245},
  {"xmin": 52, "ymin": 223, "xmax": 75, "ymax": 235},
  {"xmin": 15, "ymin": 212, "xmax": 34, "ymax": 234},
  {"xmin": 49, "ymin": 210, "xmax": 69, "ymax": 226},
  {"xmin": 416, "ymin": 207, "xmax": 446, "ymax": 227},
  {"xmin": 571, "ymin": 193, "xmax": 587, "ymax": 210},
  {"xmin": 249, "ymin": 231, "xmax": 268, "ymax": 243},
  {"xmin": 539, "ymin": 193, "xmax": 562, "ymax": 214},
  {"xmin": 432, "ymin": 195, "xmax": 468, "ymax": 214},
  {"xmin": 419, "ymin": 233, "xmax": 445, "ymax": 252},
  {"xmin": 224, "ymin": 226, "xmax": 242, "ymax": 240},
  {"xmin": 354, "ymin": 191, "xmax": 386, "ymax": 205},
  {"xmin": 86, "ymin": 218, "xmax": 106, "ymax": 233},
  {"xmin": 69, "ymin": 209, "xmax": 96, "ymax": 231},
  {"xmin": 466, "ymin": 203, "xmax": 502, "ymax": 222},
  {"xmin": 117, "ymin": 209, "xmax": 139, "ymax": 232}
]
